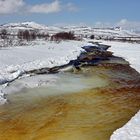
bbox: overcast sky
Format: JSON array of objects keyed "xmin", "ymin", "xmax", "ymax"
[{"xmin": 0, "ymin": 0, "xmax": 140, "ymax": 28}]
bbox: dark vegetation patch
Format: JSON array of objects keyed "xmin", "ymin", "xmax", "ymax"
[{"xmin": 51, "ymin": 32, "xmax": 76, "ymax": 41}]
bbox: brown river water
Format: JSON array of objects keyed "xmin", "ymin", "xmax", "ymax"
[{"xmin": 0, "ymin": 65, "xmax": 140, "ymax": 140}]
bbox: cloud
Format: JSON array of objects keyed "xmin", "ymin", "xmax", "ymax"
[
  {"xmin": 0, "ymin": 0, "xmax": 78, "ymax": 14},
  {"xmin": 116, "ymin": 19, "xmax": 140, "ymax": 31},
  {"xmin": 29, "ymin": 0, "xmax": 61, "ymax": 14},
  {"xmin": 0, "ymin": 0, "xmax": 25, "ymax": 14},
  {"xmin": 93, "ymin": 19, "xmax": 140, "ymax": 32},
  {"xmin": 117, "ymin": 19, "xmax": 128, "ymax": 25},
  {"xmin": 94, "ymin": 21, "xmax": 112, "ymax": 28},
  {"xmin": 66, "ymin": 3, "xmax": 78, "ymax": 12}
]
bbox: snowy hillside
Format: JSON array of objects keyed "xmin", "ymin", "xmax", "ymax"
[
  {"xmin": 0, "ymin": 21, "xmax": 140, "ymax": 38},
  {"xmin": 1, "ymin": 22, "xmax": 47, "ymax": 30}
]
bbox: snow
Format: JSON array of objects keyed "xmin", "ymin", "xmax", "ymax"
[{"xmin": 99, "ymin": 41, "xmax": 140, "ymax": 140}]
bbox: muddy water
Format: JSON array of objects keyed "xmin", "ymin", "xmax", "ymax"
[{"xmin": 0, "ymin": 65, "xmax": 140, "ymax": 140}]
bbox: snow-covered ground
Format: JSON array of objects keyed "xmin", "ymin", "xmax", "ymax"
[{"xmin": 99, "ymin": 41, "xmax": 140, "ymax": 140}]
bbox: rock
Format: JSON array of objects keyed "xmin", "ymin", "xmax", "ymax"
[
  {"xmin": 26, "ymin": 68, "xmax": 49, "ymax": 75},
  {"xmin": 78, "ymin": 50, "xmax": 112, "ymax": 62},
  {"xmin": 82, "ymin": 45, "xmax": 100, "ymax": 52},
  {"xmin": 49, "ymin": 67, "xmax": 60, "ymax": 74}
]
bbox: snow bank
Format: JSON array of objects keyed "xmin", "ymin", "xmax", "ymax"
[{"xmin": 99, "ymin": 41, "xmax": 140, "ymax": 140}]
